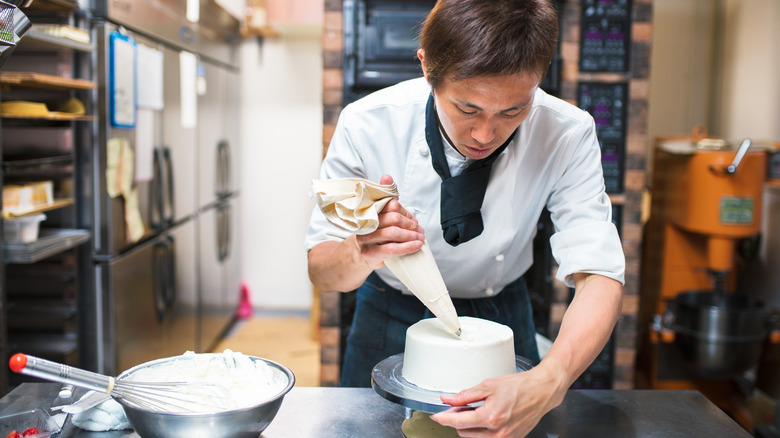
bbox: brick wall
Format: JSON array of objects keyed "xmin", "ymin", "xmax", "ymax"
[{"xmin": 319, "ymin": 0, "xmax": 344, "ymax": 387}]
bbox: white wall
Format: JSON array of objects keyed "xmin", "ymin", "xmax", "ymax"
[
  {"xmin": 717, "ymin": 0, "xmax": 780, "ymax": 142},
  {"xmin": 647, "ymin": 0, "xmax": 780, "ymax": 144},
  {"xmin": 646, "ymin": 0, "xmax": 714, "ymax": 145},
  {"xmin": 238, "ymin": 35, "xmax": 323, "ymax": 309}
]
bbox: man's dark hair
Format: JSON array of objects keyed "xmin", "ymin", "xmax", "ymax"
[{"xmin": 420, "ymin": 0, "xmax": 559, "ymax": 90}]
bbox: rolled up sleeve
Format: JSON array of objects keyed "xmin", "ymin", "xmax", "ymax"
[
  {"xmin": 550, "ymin": 220, "xmax": 625, "ymax": 287},
  {"xmin": 545, "ymin": 114, "xmax": 625, "ymax": 287}
]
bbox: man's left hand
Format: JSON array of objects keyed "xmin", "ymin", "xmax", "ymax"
[{"xmin": 431, "ymin": 362, "xmax": 567, "ymax": 437}]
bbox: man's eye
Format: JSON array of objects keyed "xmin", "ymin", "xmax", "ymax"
[{"xmin": 457, "ymin": 106, "xmax": 476, "ymax": 115}]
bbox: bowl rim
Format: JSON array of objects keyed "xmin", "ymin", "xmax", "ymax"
[{"xmin": 115, "ymin": 352, "xmax": 296, "ymax": 417}]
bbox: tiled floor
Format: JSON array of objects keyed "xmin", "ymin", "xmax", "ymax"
[{"xmin": 212, "ymin": 310, "xmax": 321, "ymax": 387}]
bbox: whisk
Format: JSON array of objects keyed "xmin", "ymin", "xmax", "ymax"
[{"xmin": 9, "ymin": 353, "xmax": 231, "ymax": 413}]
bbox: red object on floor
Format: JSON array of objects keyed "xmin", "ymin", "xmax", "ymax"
[{"xmin": 236, "ymin": 283, "xmax": 253, "ymax": 319}]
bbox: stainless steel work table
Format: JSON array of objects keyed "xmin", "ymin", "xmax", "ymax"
[{"xmin": 0, "ymin": 383, "xmax": 751, "ymax": 437}]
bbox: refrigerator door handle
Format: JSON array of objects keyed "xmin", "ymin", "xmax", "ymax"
[
  {"xmin": 153, "ymin": 240, "xmax": 168, "ymax": 323},
  {"xmin": 223, "ymin": 141, "xmax": 232, "ymax": 195},
  {"xmin": 222, "ymin": 203, "xmax": 232, "ymax": 261},
  {"xmin": 165, "ymin": 235, "xmax": 177, "ymax": 309},
  {"xmin": 163, "ymin": 146, "xmax": 175, "ymax": 226},
  {"xmin": 216, "ymin": 141, "xmax": 224, "ymax": 197},
  {"xmin": 216, "ymin": 205, "xmax": 226, "ymax": 262},
  {"xmin": 217, "ymin": 140, "xmax": 230, "ymax": 197},
  {"xmin": 150, "ymin": 147, "xmax": 165, "ymax": 231}
]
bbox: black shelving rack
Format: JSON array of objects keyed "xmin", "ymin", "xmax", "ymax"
[{"xmin": 0, "ymin": 0, "xmax": 95, "ymax": 394}]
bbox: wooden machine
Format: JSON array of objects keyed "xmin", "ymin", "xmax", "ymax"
[{"xmin": 638, "ymin": 128, "xmax": 780, "ymax": 430}]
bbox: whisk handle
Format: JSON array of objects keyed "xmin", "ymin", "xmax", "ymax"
[{"xmin": 9, "ymin": 353, "xmax": 113, "ymax": 394}]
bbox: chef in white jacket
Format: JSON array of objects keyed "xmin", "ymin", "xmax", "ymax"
[{"xmin": 305, "ymin": 0, "xmax": 625, "ymax": 436}]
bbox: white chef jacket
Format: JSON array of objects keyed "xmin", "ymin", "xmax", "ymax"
[{"xmin": 305, "ymin": 77, "xmax": 625, "ymax": 298}]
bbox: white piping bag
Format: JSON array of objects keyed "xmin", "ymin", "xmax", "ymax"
[
  {"xmin": 384, "ymin": 241, "xmax": 461, "ymax": 336},
  {"xmin": 311, "ymin": 178, "xmax": 462, "ymax": 336}
]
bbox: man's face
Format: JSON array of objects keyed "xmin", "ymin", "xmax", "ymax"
[{"xmin": 429, "ymin": 70, "xmax": 539, "ymax": 160}]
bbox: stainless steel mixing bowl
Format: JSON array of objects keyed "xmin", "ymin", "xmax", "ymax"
[
  {"xmin": 115, "ymin": 354, "xmax": 295, "ymax": 438},
  {"xmin": 671, "ymin": 290, "xmax": 767, "ymax": 380}
]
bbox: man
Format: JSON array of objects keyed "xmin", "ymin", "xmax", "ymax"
[{"xmin": 306, "ymin": 0, "xmax": 624, "ymax": 435}]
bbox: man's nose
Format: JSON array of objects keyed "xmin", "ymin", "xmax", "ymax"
[{"xmin": 471, "ymin": 117, "xmax": 496, "ymax": 145}]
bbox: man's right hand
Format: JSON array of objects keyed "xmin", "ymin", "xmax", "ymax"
[
  {"xmin": 308, "ymin": 174, "xmax": 425, "ymax": 292},
  {"xmin": 354, "ymin": 175, "xmax": 425, "ymax": 269}
]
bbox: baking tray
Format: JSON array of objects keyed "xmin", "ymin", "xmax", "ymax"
[
  {"xmin": 4, "ymin": 228, "xmax": 90, "ymax": 263},
  {"xmin": 7, "ymin": 299, "xmax": 77, "ymax": 333}
]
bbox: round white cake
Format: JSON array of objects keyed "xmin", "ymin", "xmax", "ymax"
[{"xmin": 402, "ymin": 316, "xmax": 516, "ymax": 392}]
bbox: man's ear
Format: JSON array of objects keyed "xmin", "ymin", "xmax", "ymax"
[{"xmin": 417, "ymin": 49, "xmax": 429, "ymax": 82}]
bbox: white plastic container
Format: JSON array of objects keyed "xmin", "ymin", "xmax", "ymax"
[{"xmin": 3, "ymin": 214, "xmax": 46, "ymax": 243}]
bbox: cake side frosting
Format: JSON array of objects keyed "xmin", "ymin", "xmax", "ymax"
[{"xmin": 402, "ymin": 316, "xmax": 516, "ymax": 392}]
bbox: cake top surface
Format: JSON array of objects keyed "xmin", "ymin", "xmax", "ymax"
[{"xmin": 406, "ymin": 316, "xmax": 514, "ymax": 345}]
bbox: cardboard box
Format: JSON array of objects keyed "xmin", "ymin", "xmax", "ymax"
[{"xmin": 2, "ymin": 181, "xmax": 53, "ymax": 215}]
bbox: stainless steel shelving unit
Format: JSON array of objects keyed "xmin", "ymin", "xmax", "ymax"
[{"xmin": 0, "ymin": 0, "xmax": 94, "ymax": 394}]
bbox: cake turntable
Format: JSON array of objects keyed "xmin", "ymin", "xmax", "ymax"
[{"xmin": 371, "ymin": 353, "xmax": 535, "ymax": 414}]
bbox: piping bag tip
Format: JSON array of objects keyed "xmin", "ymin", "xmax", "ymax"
[{"xmin": 454, "ymin": 328, "xmax": 462, "ymax": 337}]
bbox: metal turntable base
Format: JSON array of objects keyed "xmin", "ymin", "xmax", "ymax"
[{"xmin": 371, "ymin": 353, "xmax": 535, "ymax": 414}]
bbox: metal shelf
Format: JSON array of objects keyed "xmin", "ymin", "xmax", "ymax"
[
  {"xmin": 0, "ymin": 0, "xmax": 93, "ymax": 396},
  {"xmin": 1, "ymin": 113, "xmax": 95, "ymax": 121},
  {"xmin": 3, "ymin": 228, "xmax": 90, "ymax": 264},
  {"xmin": 26, "ymin": 0, "xmax": 80, "ymax": 13},
  {"xmin": 18, "ymin": 29, "xmax": 94, "ymax": 52},
  {"xmin": 1, "ymin": 154, "xmax": 73, "ymax": 181},
  {"xmin": 0, "ymin": 72, "xmax": 96, "ymax": 90},
  {"xmin": 2, "ymin": 198, "xmax": 75, "ymax": 219}
]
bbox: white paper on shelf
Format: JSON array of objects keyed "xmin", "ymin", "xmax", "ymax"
[
  {"xmin": 179, "ymin": 51, "xmax": 198, "ymax": 129},
  {"xmin": 311, "ymin": 178, "xmax": 461, "ymax": 335},
  {"xmin": 136, "ymin": 44, "xmax": 164, "ymax": 111},
  {"xmin": 134, "ymin": 108, "xmax": 154, "ymax": 182}
]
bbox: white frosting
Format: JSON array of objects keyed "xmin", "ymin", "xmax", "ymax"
[
  {"xmin": 120, "ymin": 350, "xmax": 288, "ymax": 413},
  {"xmin": 402, "ymin": 317, "xmax": 516, "ymax": 392}
]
